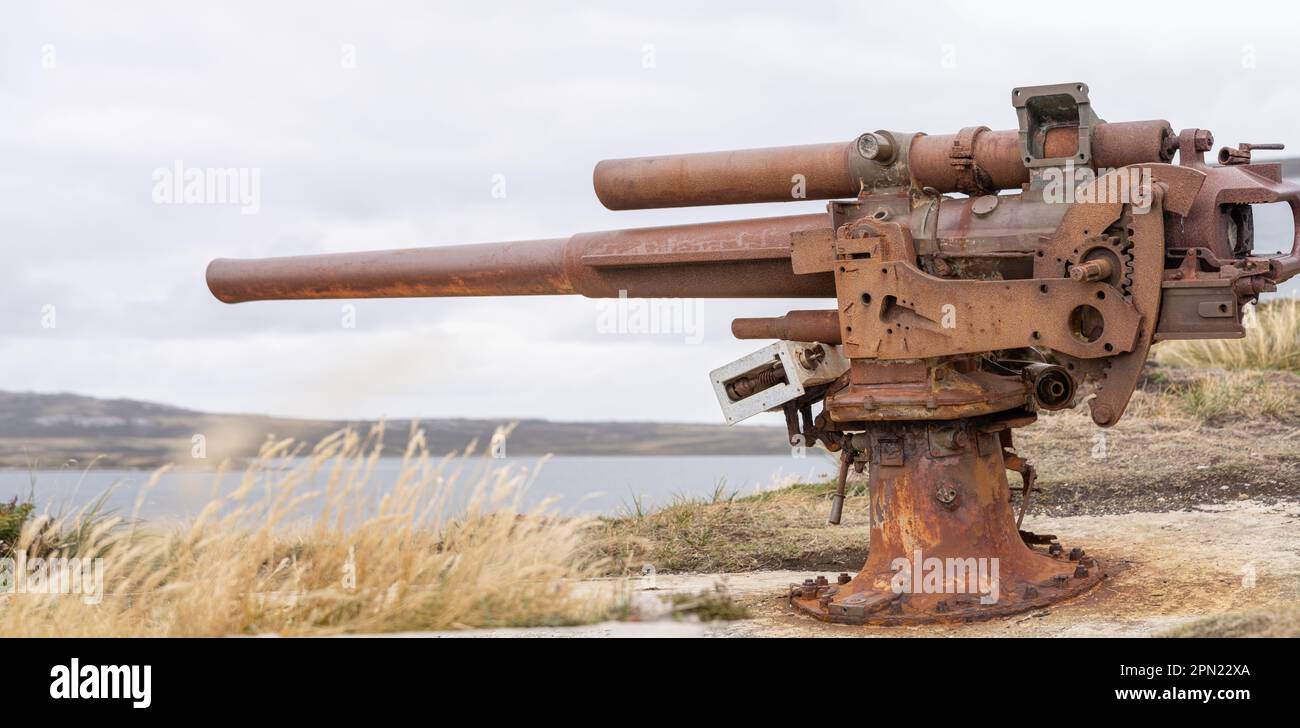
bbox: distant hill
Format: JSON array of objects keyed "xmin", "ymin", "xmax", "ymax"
[{"xmin": 0, "ymin": 391, "xmax": 788, "ymax": 468}]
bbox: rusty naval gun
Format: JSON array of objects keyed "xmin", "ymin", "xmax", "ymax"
[{"xmin": 208, "ymin": 83, "xmax": 1300, "ymax": 625}]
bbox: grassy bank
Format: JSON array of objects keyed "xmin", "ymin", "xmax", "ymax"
[
  {"xmin": 0, "ymin": 427, "xmax": 614, "ymax": 636},
  {"xmin": 590, "ymin": 481, "xmax": 870, "ymax": 575}
]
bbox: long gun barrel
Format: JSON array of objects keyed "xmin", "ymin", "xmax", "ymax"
[
  {"xmin": 207, "ymin": 214, "xmax": 833, "ymax": 302},
  {"xmin": 208, "ymin": 238, "xmax": 574, "ymax": 302}
]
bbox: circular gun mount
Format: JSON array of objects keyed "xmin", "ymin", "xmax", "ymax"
[{"xmin": 788, "ymin": 421, "xmax": 1101, "ymax": 625}]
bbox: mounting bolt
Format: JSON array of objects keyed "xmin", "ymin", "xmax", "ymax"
[
  {"xmin": 1068, "ymin": 547, "xmax": 1084, "ymax": 561},
  {"xmin": 1161, "ymin": 128, "xmax": 1178, "ymax": 160},
  {"xmin": 934, "ymin": 425, "xmax": 967, "ymax": 451},
  {"xmin": 837, "ymin": 573, "xmax": 851, "ymax": 585},
  {"xmin": 797, "ymin": 344, "xmax": 827, "ymax": 371},
  {"xmin": 1048, "ymin": 542, "xmax": 1063, "ymax": 556},
  {"xmin": 935, "ymin": 600, "xmax": 949, "ymax": 613},
  {"xmin": 1193, "ymin": 129, "xmax": 1215, "ymax": 152},
  {"xmin": 1074, "ymin": 565, "xmax": 1090, "ymax": 578},
  {"xmin": 1091, "ymin": 403, "xmax": 1116, "ymax": 427},
  {"xmin": 1023, "ymin": 585, "xmax": 1039, "ymax": 599},
  {"xmin": 815, "ymin": 575, "xmax": 829, "ymax": 587},
  {"xmin": 935, "ymin": 483, "xmax": 960, "ymax": 508}
]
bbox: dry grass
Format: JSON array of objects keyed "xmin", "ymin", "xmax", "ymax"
[
  {"xmin": 664, "ymin": 584, "xmax": 751, "ymax": 622},
  {"xmin": 0, "ymin": 425, "xmax": 614, "ymax": 636},
  {"xmin": 0, "ymin": 496, "xmax": 35, "ymax": 554},
  {"xmin": 1128, "ymin": 367, "xmax": 1298, "ymax": 423},
  {"xmin": 1155, "ymin": 297, "xmax": 1300, "ymax": 372},
  {"xmin": 1163, "ymin": 604, "xmax": 1300, "ymax": 637},
  {"xmin": 590, "ymin": 479, "xmax": 870, "ymax": 575}
]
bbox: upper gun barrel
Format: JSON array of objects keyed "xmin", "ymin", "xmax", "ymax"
[
  {"xmin": 592, "ymin": 120, "xmax": 1172, "ymax": 210},
  {"xmin": 207, "ymin": 213, "xmax": 835, "ymax": 303}
]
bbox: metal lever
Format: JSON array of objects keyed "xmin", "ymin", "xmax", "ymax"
[
  {"xmin": 1218, "ymin": 142, "xmax": 1285, "ymax": 165},
  {"xmin": 828, "ymin": 446, "xmax": 853, "ymax": 525}
]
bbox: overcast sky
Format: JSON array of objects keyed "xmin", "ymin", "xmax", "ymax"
[{"xmin": 2, "ymin": 1, "xmax": 1297, "ymax": 423}]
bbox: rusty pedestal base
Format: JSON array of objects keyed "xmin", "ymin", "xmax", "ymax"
[{"xmin": 789, "ymin": 420, "xmax": 1101, "ymax": 625}]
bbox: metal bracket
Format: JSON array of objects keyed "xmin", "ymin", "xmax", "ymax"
[
  {"xmin": 948, "ymin": 126, "xmax": 994, "ymax": 195},
  {"xmin": 1012, "ymin": 82, "xmax": 1099, "ymax": 169}
]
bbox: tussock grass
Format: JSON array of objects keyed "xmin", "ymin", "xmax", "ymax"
[
  {"xmin": 0, "ymin": 497, "xmax": 34, "ymax": 556},
  {"xmin": 1163, "ymin": 605, "xmax": 1300, "ymax": 637},
  {"xmin": 1142, "ymin": 297, "xmax": 1300, "ymax": 423},
  {"xmin": 1127, "ymin": 367, "xmax": 1297, "ymax": 424},
  {"xmin": 592, "ymin": 481, "xmax": 869, "ymax": 574},
  {"xmin": 0, "ymin": 425, "xmax": 611, "ymax": 636},
  {"xmin": 665, "ymin": 584, "xmax": 750, "ymax": 622},
  {"xmin": 1156, "ymin": 298, "xmax": 1300, "ymax": 372}
]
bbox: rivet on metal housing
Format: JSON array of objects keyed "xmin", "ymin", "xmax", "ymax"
[{"xmin": 935, "ymin": 483, "xmax": 959, "ymax": 508}]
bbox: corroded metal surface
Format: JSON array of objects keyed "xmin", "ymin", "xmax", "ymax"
[
  {"xmin": 788, "ymin": 421, "xmax": 1102, "ymax": 625},
  {"xmin": 206, "ymin": 238, "xmax": 575, "ymax": 303},
  {"xmin": 208, "ymin": 214, "xmax": 835, "ymax": 302},
  {"xmin": 1036, "ymin": 165, "xmax": 1200, "ymax": 425},
  {"xmin": 732, "ymin": 310, "xmax": 842, "ymax": 344},
  {"xmin": 829, "ymin": 219, "xmax": 1144, "ymax": 362},
  {"xmin": 594, "ymin": 121, "xmax": 1173, "ymax": 208},
  {"xmin": 593, "ymin": 142, "xmax": 864, "ymax": 210}
]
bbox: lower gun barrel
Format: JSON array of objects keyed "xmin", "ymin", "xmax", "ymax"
[
  {"xmin": 206, "ymin": 213, "xmax": 835, "ymax": 303},
  {"xmin": 207, "ymin": 238, "xmax": 574, "ymax": 303}
]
